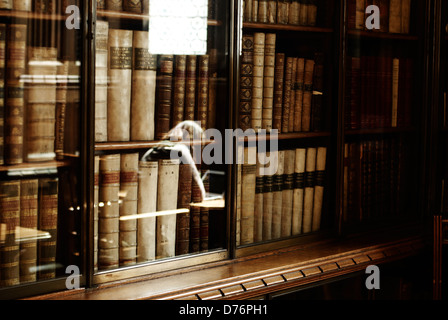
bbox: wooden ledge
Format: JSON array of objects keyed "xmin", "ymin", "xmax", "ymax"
[{"xmin": 28, "ymin": 224, "xmax": 428, "ymax": 300}]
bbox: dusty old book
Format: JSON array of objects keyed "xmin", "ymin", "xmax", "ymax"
[
  {"xmin": 281, "ymin": 149, "xmax": 295, "ymax": 237},
  {"xmin": 271, "ymin": 150, "xmax": 284, "ymax": 239},
  {"xmin": 172, "ymin": 55, "xmax": 187, "ymax": 128},
  {"xmin": 262, "ymin": 33, "xmax": 276, "ymax": 132},
  {"xmin": 302, "ymin": 147, "xmax": 316, "ymax": 233},
  {"xmin": 312, "ymin": 147, "xmax": 327, "ymax": 232},
  {"xmin": 252, "ymin": 33, "xmax": 265, "ymax": 132},
  {"xmin": 292, "ymin": 148, "xmax": 306, "ymax": 235},
  {"xmin": 155, "ymin": 55, "xmax": 174, "ymax": 139},
  {"xmin": 13, "ymin": 0, "xmax": 31, "ymax": 11},
  {"xmin": 95, "ymin": 20, "xmax": 109, "ymax": 142},
  {"xmin": 240, "ymin": 145, "xmax": 257, "ymax": 245}
]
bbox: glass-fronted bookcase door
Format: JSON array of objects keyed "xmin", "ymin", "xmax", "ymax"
[
  {"xmin": 0, "ymin": 1, "xmax": 85, "ymax": 299},
  {"xmin": 91, "ymin": 0, "xmax": 234, "ymax": 285}
]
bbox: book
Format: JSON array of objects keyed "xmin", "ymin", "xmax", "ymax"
[
  {"xmin": 55, "ymin": 60, "xmax": 69, "ymax": 160},
  {"xmin": 123, "ymin": 0, "xmax": 141, "ymax": 13},
  {"xmin": 235, "ymin": 144, "xmax": 243, "ymax": 246},
  {"xmin": 288, "ymin": 58, "xmax": 297, "ymax": 132},
  {"xmin": 0, "ymin": 24, "xmax": 5, "ymax": 165},
  {"xmin": 95, "ymin": 20, "xmax": 109, "ymax": 142},
  {"xmin": 106, "ymin": 0, "xmax": 122, "ymax": 11},
  {"xmin": 258, "ymin": 0, "xmax": 268, "ymax": 23},
  {"xmin": 98, "ymin": 154, "xmax": 120, "ymax": 270},
  {"xmin": 391, "ymin": 58, "xmax": 399, "ymax": 127},
  {"xmin": 355, "ymin": 0, "xmax": 366, "ymax": 30},
  {"xmin": 0, "ymin": 180, "xmax": 20, "ymax": 287},
  {"xmin": 273, "ymin": 53, "xmax": 285, "ymax": 132},
  {"xmin": 0, "ymin": 0, "xmax": 11, "ymax": 9},
  {"xmin": 301, "ymin": 59, "xmax": 315, "ymax": 132},
  {"xmin": 267, "ymin": 0, "xmax": 277, "ymax": 23},
  {"xmin": 172, "ymin": 55, "xmax": 187, "ymax": 128},
  {"xmin": 277, "ymin": 0, "xmax": 289, "ymax": 25},
  {"xmin": 94, "ymin": 156, "xmax": 99, "ymax": 271},
  {"xmin": 37, "ymin": 177, "xmax": 58, "ymax": 280},
  {"xmin": 107, "ymin": 29, "xmax": 132, "ymax": 142},
  {"xmin": 281, "ymin": 149, "xmax": 295, "ymax": 237},
  {"xmin": 34, "ymin": 0, "xmax": 56, "ymax": 13},
  {"xmin": 184, "ymin": 55, "xmax": 197, "ymax": 121},
  {"xmin": 262, "ymin": 33, "xmax": 275, "ymax": 132},
  {"xmin": 156, "ymin": 55, "xmax": 174, "ymax": 139},
  {"xmin": 240, "ymin": 146, "xmax": 256, "ymax": 244},
  {"xmin": 293, "ymin": 58, "xmax": 305, "ymax": 132},
  {"xmin": 131, "ymin": 30, "xmax": 157, "ymax": 141},
  {"xmin": 97, "ymin": 0, "xmax": 106, "ymax": 9},
  {"xmin": 200, "ymin": 166, "xmax": 209, "ymax": 251},
  {"xmin": 119, "ymin": 153, "xmax": 138, "ymax": 266},
  {"xmin": 245, "ymin": 0, "xmax": 253, "ymax": 22},
  {"xmin": 292, "ymin": 148, "xmax": 306, "ymax": 235},
  {"xmin": 271, "ymin": 150, "xmax": 284, "ymax": 239},
  {"xmin": 240, "ymin": 35, "xmax": 254, "ymax": 131},
  {"xmin": 156, "ymin": 159, "xmax": 179, "ymax": 259},
  {"xmin": 401, "ymin": 0, "xmax": 411, "ymax": 34},
  {"xmin": 299, "ymin": 0, "xmax": 308, "ymax": 25},
  {"xmin": 289, "ymin": 0, "xmax": 300, "ymax": 25},
  {"xmin": 282, "ymin": 57, "xmax": 293, "ymax": 133},
  {"xmin": 137, "ymin": 160, "xmax": 158, "ymax": 262},
  {"xmin": 302, "ymin": 147, "xmax": 316, "ymax": 233},
  {"xmin": 20, "ymin": 179, "xmax": 38, "ymax": 283},
  {"xmin": 197, "ymin": 55, "xmax": 209, "ymax": 131},
  {"xmin": 190, "ymin": 161, "xmax": 202, "ymax": 252},
  {"xmin": 389, "ymin": 0, "xmax": 402, "ymax": 33},
  {"xmin": 252, "ymin": 33, "xmax": 265, "ymax": 132},
  {"xmin": 254, "ymin": 151, "xmax": 265, "ymax": 242},
  {"xmin": 5, "ymin": 24, "xmax": 27, "ymax": 165},
  {"xmin": 176, "ymin": 163, "xmax": 192, "ymax": 255},
  {"xmin": 307, "ymin": 0, "xmax": 317, "ymax": 26},
  {"xmin": 13, "ymin": 0, "xmax": 31, "ymax": 11},
  {"xmin": 252, "ymin": 0, "xmax": 259, "ymax": 22},
  {"xmin": 312, "ymin": 147, "xmax": 327, "ymax": 232},
  {"xmin": 25, "ymin": 46, "xmax": 58, "ymax": 162},
  {"xmin": 262, "ymin": 151, "xmax": 276, "ymax": 241}
]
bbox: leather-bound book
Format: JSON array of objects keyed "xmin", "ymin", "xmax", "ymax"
[
  {"xmin": 252, "ymin": 0, "xmax": 259, "ymax": 22},
  {"xmin": 288, "ymin": 58, "xmax": 297, "ymax": 132},
  {"xmin": 38, "ymin": 177, "xmax": 58, "ymax": 280},
  {"xmin": 349, "ymin": 56, "xmax": 361, "ymax": 129},
  {"xmin": 0, "ymin": 181, "xmax": 20, "ymax": 287},
  {"xmin": 13, "ymin": 0, "xmax": 31, "ymax": 11},
  {"xmin": 97, "ymin": 0, "xmax": 106, "ymax": 9},
  {"xmin": 197, "ymin": 55, "xmax": 209, "ymax": 131},
  {"xmin": 293, "ymin": 58, "xmax": 305, "ymax": 132},
  {"xmin": 106, "ymin": 0, "xmax": 122, "ymax": 11},
  {"xmin": 200, "ymin": 166, "xmax": 209, "ymax": 251},
  {"xmin": 184, "ymin": 55, "xmax": 197, "ymax": 121},
  {"xmin": 267, "ymin": 0, "xmax": 277, "ymax": 23},
  {"xmin": 252, "ymin": 33, "xmax": 265, "ymax": 132},
  {"xmin": 5, "ymin": 24, "xmax": 27, "ymax": 165},
  {"xmin": 172, "ymin": 55, "xmax": 187, "ymax": 128},
  {"xmin": 55, "ymin": 60, "xmax": 69, "ymax": 160},
  {"xmin": 378, "ymin": 0, "xmax": 389, "ymax": 32},
  {"xmin": 190, "ymin": 161, "xmax": 201, "ymax": 252},
  {"xmin": 95, "ymin": 20, "xmax": 108, "ymax": 142},
  {"xmin": 0, "ymin": 0, "xmax": 11, "ymax": 9},
  {"xmin": 20, "ymin": 179, "xmax": 38, "ymax": 283},
  {"xmin": 131, "ymin": 30, "xmax": 157, "ymax": 141},
  {"xmin": 240, "ymin": 35, "xmax": 254, "ymax": 131},
  {"xmin": 281, "ymin": 149, "xmax": 295, "ymax": 237},
  {"xmin": 119, "ymin": 153, "xmax": 138, "ymax": 266},
  {"xmin": 25, "ymin": 47, "xmax": 58, "ymax": 162},
  {"xmin": 245, "ymin": 0, "xmax": 253, "ymax": 22},
  {"xmin": 123, "ymin": 0, "xmax": 141, "ymax": 13},
  {"xmin": 307, "ymin": 0, "xmax": 317, "ymax": 26},
  {"xmin": 156, "ymin": 159, "xmax": 179, "ymax": 259},
  {"xmin": 299, "ymin": 0, "xmax": 308, "ymax": 25},
  {"xmin": 289, "ymin": 0, "xmax": 300, "ymax": 25},
  {"xmin": 302, "ymin": 147, "xmax": 316, "ymax": 233},
  {"xmin": 34, "ymin": 0, "xmax": 56, "ymax": 13},
  {"xmin": 94, "ymin": 156, "xmax": 99, "ymax": 271},
  {"xmin": 355, "ymin": 0, "xmax": 366, "ymax": 30},
  {"xmin": 401, "ymin": 0, "xmax": 411, "ymax": 34},
  {"xmin": 312, "ymin": 147, "xmax": 326, "ymax": 232},
  {"xmin": 254, "ymin": 151, "xmax": 265, "ymax": 242},
  {"xmin": 273, "ymin": 53, "xmax": 285, "ymax": 132},
  {"xmin": 271, "ymin": 150, "xmax": 284, "ymax": 239},
  {"xmin": 301, "ymin": 59, "xmax": 315, "ymax": 132},
  {"xmin": 277, "ymin": 0, "xmax": 289, "ymax": 25},
  {"xmin": 262, "ymin": 33, "xmax": 276, "ymax": 132},
  {"xmin": 208, "ymin": 48, "xmax": 218, "ymax": 130},
  {"xmin": 156, "ymin": 55, "xmax": 174, "ymax": 139},
  {"xmin": 0, "ymin": 24, "xmax": 5, "ymax": 165},
  {"xmin": 108, "ymin": 29, "xmax": 132, "ymax": 141},
  {"xmin": 258, "ymin": 0, "xmax": 268, "ymax": 23},
  {"xmin": 311, "ymin": 52, "xmax": 324, "ymax": 132},
  {"xmin": 262, "ymin": 151, "xmax": 276, "ymax": 240},
  {"xmin": 235, "ymin": 144, "xmax": 243, "ymax": 246},
  {"xmin": 137, "ymin": 160, "xmax": 158, "ymax": 262},
  {"xmin": 282, "ymin": 57, "xmax": 293, "ymax": 133},
  {"xmin": 292, "ymin": 148, "xmax": 306, "ymax": 235},
  {"xmin": 176, "ymin": 163, "xmax": 192, "ymax": 255},
  {"xmin": 241, "ymin": 146, "xmax": 256, "ymax": 245},
  {"xmin": 391, "ymin": 58, "xmax": 399, "ymax": 127},
  {"xmin": 389, "ymin": 0, "xmax": 402, "ymax": 34},
  {"xmin": 98, "ymin": 154, "xmax": 120, "ymax": 270}
]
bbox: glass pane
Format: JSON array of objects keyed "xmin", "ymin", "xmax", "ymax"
[
  {"xmin": 94, "ymin": 0, "xmax": 229, "ymax": 273},
  {"xmin": 0, "ymin": 1, "xmax": 82, "ymax": 289}
]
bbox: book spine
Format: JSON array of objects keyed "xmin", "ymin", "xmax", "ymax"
[
  {"xmin": 288, "ymin": 58, "xmax": 297, "ymax": 132},
  {"xmin": 98, "ymin": 154, "xmax": 120, "ymax": 270},
  {"xmin": 281, "ymin": 149, "xmax": 295, "ymax": 237},
  {"xmin": 302, "ymin": 147, "xmax": 316, "ymax": 233},
  {"xmin": 241, "ymin": 146, "xmax": 256, "ymax": 244},
  {"xmin": 172, "ymin": 55, "xmax": 187, "ymax": 128},
  {"xmin": 123, "ymin": 0, "xmax": 141, "ymax": 13},
  {"xmin": 235, "ymin": 144, "xmax": 243, "ymax": 246},
  {"xmin": 301, "ymin": 59, "xmax": 315, "ymax": 132},
  {"xmin": 156, "ymin": 55, "xmax": 174, "ymax": 139},
  {"xmin": 38, "ymin": 178, "xmax": 58, "ymax": 280},
  {"xmin": 312, "ymin": 147, "xmax": 327, "ymax": 232},
  {"xmin": 389, "ymin": 0, "xmax": 402, "ymax": 34},
  {"xmin": 391, "ymin": 58, "xmax": 399, "ymax": 127},
  {"xmin": 258, "ymin": 0, "xmax": 269, "ymax": 23},
  {"xmin": 137, "ymin": 160, "xmax": 158, "ymax": 262},
  {"xmin": 0, "ymin": 0, "xmax": 11, "ymax": 9},
  {"xmin": 197, "ymin": 54, "xmax": 209, "ymax": 131},
  {"xmin": 299, "ymin": 0, "xmax": 308, "ymax": 25},
  {"xmin": 267, "ymin": 0, "xmax": 277, "ymax": 23},
  {"xmin": 293, "ymin": 58, "xmax": 305, "ymax": 132},
  {"xmin": 271, "ymin": 150, "xmax": 284, "ymax": 239},
  {"xmin": 107, "ymin": 29, "xmax": 132, "ymax": 142},
  {"xmin": 350, "ymin": 56, "xmax": 361, "ymax": 129},
  {"xmin": 240, "ymin": 35, "xmax": 254, "ymax": 131},
  {"xmin": 156, "ymin": 159, "xmax": 179, "ymax": 259},
  {"xmin": 252, "ymin": 0, "xmax": 259, "ymax": 22},
  {"xmin": 190, "ymin": 161, "xmax": 202, "ymax": 252},
  {"xmin": 95, "ymin": 20, "xmax": 109, "ymax": 142},
  {"xmin": 262, "ymin": 151, "xmax": 275, "ymax": 240},
  {"xmin": 200, "ymin": 165, "xmax": 209, "ymax": 251},
  {"xmin": 0, "ymin": 24, "xmax": 5, "ymax": 165},
  {"xmin": 13, "ymin": 0, "xmax": 31, "ymax": 11},
  {"xmin": 106, "ymin": 0, "xmax": 122, "ymax": 11},
  {"xmin": 262, "ymin": 33, "xmax": 275, "ymax": 132},
  {"xmin": 94, "ymin": 156, "xmax": 99, "ymax": 271},
  {"xmin": 131, "ymin": 30, "xmax": 157, "ymax": 141},
  {"xmin": 277, "ymin": 0, "xmax": 290, "ymax": 25},
  {"xmin": 0, "ymin": 181, "xmax": 20, "ymax": 286},
  {"xmin": 378, "ymin": 0, "xmax": 389, "ymax": 33},
  {"xmin": 355, "ymin": 0, "xmax": 366, "ymax": 30},
  {"xmin": 289, "ymin": 1, "xmax": 300, "ymax": 25},
  {"xmin": 119, "ymin": 153, "xmax": 138, "ymax": 266},
  {"xmin": 282, "ymin": 57, "xmax": 293, "ymax": 133},
  {"xmin": 273, "ymin": 53, "xmax": 285, "ymax": 132},
  {"xmin": 401, "ymin": 0, "xmax": 411, "ymax": 34},
  {"xmin": 5, "ymin": 24, "xmax": 27, "ymax": 165},
  {"xmin": 252, "ymin": 33, "xmax": 265, "ymax": 132},
  {"xmin": 312, "ymin": 52, "xmax": 324, "ymax": 132},
  {"xmin": 254, "ymin": 151, "xmax": 265, "ymax": 242},
  {"xmin": 184, "ymin": 55, "xmax": 197, "ymax": 121},
  {"xmin": 176, "ymin": 163, "xmax": 192, "ymax": 255},
  {"xmin": 307, "ymin": 0, "xmax": 317, "ymax": 26},
  {"xmin": 292, "ymin": 148, "xmax": 306, "ymax": 234},
  {"xmin": 19, "ymin": 179, "xmax": 38, "ymax": 283},
  {"xmin": 55, "ymin": 61, "xmax": 69, "ymax": 160},
  {"xmin": 245, "ymin": 0, "xmax": 253, "ymax": 22},
  {"xmin": 25, "ymin": 46, "xmax": 58, "ymax": 162}
]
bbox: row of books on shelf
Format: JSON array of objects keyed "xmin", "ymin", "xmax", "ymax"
[
  {"xmin": 345, "ymin": 55, "xmax": 412, "ymax": 130},
  {"xmin": 348, "ymin": 0, "xmax": 412, "ymax": 34},
  {"xmin": 243, "ymin": 0, "xmax": 318, "ymax": 26},
  {"xmin": 237, "ymin": 145, "xmax": 327, "ymax": 246},
  {"xmin": 0, "ymin": 177, "xmax": 58, "ymax": 287},
  {"xmin": 0, "ymin": 0, "xmax": 73, "ymax": 13},
  {"xmin": 0, "ymin": 23, "xmax": 80, "ymax": 166},
  {"xmin": 342, "ymin": 136, "xmax": 408, "ymax": 224},
  {"xmin": 95, "ymin": 21, "xmax": 218, "ymax": 144},
  {"xmin": 94, "ymin": 153, "xmax": 210, "ymax": 271},
  {"xmin": 239, "ymin": 32, "xmax": 325, "ymax": 134}
]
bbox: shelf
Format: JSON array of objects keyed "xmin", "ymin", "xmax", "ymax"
[
  {"xmin": 243, "ymin": 22, "xmax": 333, "ymax": 33},
  {"xmin": 347, "ymin": 29, "xmax": 419, "ymax": 41},
  {"xmin": 0, "ymin": 9, "xmax": 65, "ymax": 21},
  {"xmin": 95, "ymin": 139, "xmax": 216, "ymax": 151},
  {"xmin": 240, "ymin": 131, "xmax": 331, "ymax": 142},
  {"xmin": 345, "ymin": 127, "xmax": 416, "ymax": 136},
  {"xmin": 0, "ymin": 159, "xmax": 73, "ymax": 175}
]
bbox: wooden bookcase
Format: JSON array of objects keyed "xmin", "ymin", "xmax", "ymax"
[{"xmin": 0, "ymin": 0, "xmax": 442, "ymax": 300}]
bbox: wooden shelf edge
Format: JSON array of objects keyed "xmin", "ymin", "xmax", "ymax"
[
  {"xmin": 345, "ymin": 127, "xmax": 416, "ymax": 136},
  {"xmin": 95, "ymin": 139, "xmax": 216, "ymax": 151},
  {"xmin": 347, "ymin": 29, "xmax": 419, "ymax": 40},
  {"xmin": 0, "ymin": 159, "xmax": 74, "ymax": 173},
  {"xmin": 241, "ymin": 131, "xmax": 331, "ymax": 142},
  {"xmin": 244, "ymin": 22, "xmax": 333, "ymax": 33},
  {"xmin": 0, "ymin": 9, "xmax": 65, "ymax": 20}
]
